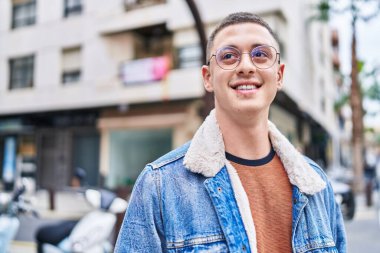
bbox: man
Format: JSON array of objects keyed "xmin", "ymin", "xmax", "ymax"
[{"xmin": 115, "ymin": 12, "xmax": 346, "ymax": 253}]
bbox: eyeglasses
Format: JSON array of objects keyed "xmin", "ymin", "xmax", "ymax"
[{"xmin": 208, "ymin": 45, "xmax": 280, "ymax": 70}]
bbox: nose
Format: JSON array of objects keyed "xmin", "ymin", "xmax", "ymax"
[{"xmin": 235, "ymin": 52, "xmax": 257, "ymax": 75}]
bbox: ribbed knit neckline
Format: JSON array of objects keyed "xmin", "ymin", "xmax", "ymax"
[{"xmin": 225, "ymin": 147, "xmax": 275, "ymax": 166}]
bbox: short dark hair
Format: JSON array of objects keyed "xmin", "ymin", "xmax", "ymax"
[{"xmin": 206, "ymin": 12, "xmax": 280, "ymax": 61}]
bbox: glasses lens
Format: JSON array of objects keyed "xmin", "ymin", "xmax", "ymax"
[
  {"xmin": 251, "ymin": 46, "xmax": 277, "ymax": 69},
  {"xmin": 215, "ymin": 47, "xmax": 240, "ymax": 70}
]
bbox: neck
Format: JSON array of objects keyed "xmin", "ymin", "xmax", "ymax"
[{"xmin": 216, "ymin": 109, "xmax": 272, "ymax": 160}]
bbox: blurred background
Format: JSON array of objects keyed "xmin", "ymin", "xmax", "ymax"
[{"xmin": 0, "ymin": 0, "xmax": 379, "ymax": 252}]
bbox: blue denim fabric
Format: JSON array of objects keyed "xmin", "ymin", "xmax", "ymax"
[{"xmin": 114, "ymin": 143, "xmax": 346, "ymax": 253}]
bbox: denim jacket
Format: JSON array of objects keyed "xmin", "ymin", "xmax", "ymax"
[{"xmin": 115, "ymin": 110, "xmax": 346, "ymax": 253}]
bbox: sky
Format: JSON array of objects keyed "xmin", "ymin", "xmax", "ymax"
[{"xmin": 329, "ymin": 3, "xmax": 380, "ymax": 128}]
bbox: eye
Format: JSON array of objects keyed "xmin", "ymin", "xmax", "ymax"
[
  {"xmin": 217, "ymin": 47, "xmax": 240, "ymax": 64},
  {"xmin": 252, "ymin": 49, "xmax": 269, "ymax": 58},
  {"xmin": 223, "ymin": 53, "xmax": 233, "ymax": 59},
  {"xmin": 221, "ymin": 51, "xmax": 239, "ymax": 60}
]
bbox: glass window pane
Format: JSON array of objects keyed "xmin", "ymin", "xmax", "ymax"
[
  {"xmin": 64, "ymin": 0, "xmax": 82, "ymax": 17},
  {"xmin": 107, "ymin": 129, "xmax": 172, "ymax": 188},
  {"xmin": 62, "ymin": 47, "xmax": 81, "ymax": 84},
  {"xmin": 12, "ymin": 1, "xmax": 36, "ymax": 28},
  {"xmin": 62, "ymin": 71, "xmax": 81, "ymax": 84},
  {"xmin": 9, "ymin": 56, "xmax": 34, "ymax": 89}
]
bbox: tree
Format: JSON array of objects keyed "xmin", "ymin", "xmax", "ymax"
[
  {"xmin": 363, "ymin": 65, "xmax": 380, "ymax": 102},
  {"xmin": 315, "ymin": 0, "xmax": 380, "ymax": 192},
  {"xmin": 335, "ymin": 63, "xmax": 380, "ymax": 115}
]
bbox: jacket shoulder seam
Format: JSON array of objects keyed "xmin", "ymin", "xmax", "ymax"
[
  {"xmin": 149, "ymin": 151, "xmax": 187, "ymax": 170},
  {"xmin": 146, "ymin": 142, "xmax": 190, "ymax": 170}
]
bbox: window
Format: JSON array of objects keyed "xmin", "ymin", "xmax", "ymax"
[
  {"xmin": 133, "ymin": 24, "xmax": 173, "ymax": 59},
  {"xmin": 177, "ymin": 45, "xmax": 202, "ymax": 69},
  {"xmin": 107, "ymin": 128, "xmax": 172, "ymax": 188},
  {"xmin": 64, "ymin": 0, "xmax": 82, "ymax": 18},
  {"xmin": 12, "ymin": 0, "xmax": 36, "ymax": 29},
  {"xmin": 9, "ymin": 55, "xmax": 34, "ymax": 90},
  {"xmin": 62, "ymin": 70, "xmax": 80, "ymax": 83},
  {"xmin": 62, "ymin": 47, "xmax": 81, "ymax": 84}
]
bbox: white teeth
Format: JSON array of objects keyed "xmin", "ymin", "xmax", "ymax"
[{"xmin": 236, "ymin": 85, "xmax": 258, "ymax": 90}]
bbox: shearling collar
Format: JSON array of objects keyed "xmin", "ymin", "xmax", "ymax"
[{"xmin": 183, "ymin": 109, "xmax": 326, "ymax": 195}]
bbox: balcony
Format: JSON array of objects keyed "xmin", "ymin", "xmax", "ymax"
[{"xmin": 120, "ymin": 56, "xmax": 170, "ymax": 85}]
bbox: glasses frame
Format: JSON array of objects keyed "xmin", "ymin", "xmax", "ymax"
[{"xmin": 207, "ymin": 45, "xmax": 281, "ymax": 70}]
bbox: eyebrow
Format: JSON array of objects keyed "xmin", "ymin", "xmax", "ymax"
[
  {"xmin": 220, "ymin": 43, "xmax": 267, "ymax": 50},
  {"xmin": 251, "ymin": 43, "xmax": 266, "ymax": 48}
]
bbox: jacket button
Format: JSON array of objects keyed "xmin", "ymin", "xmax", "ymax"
[
  {"xmin": 242, "ymin": 245, "xmax": 247, "ymax": 251},
  {"xmin": 293, "ymin": 198, "xmax": 297, "ymax": 204},
  {"xmin": 217, "ymin": 187, "xmax": 222, "ymax": 193}
]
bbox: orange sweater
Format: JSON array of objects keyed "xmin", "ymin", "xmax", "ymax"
[{"xmin": 230, "ymin": 154, "xmax": 293, "ymax": 252}]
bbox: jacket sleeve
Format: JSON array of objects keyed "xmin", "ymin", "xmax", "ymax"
[
  {"xmin": 334, "ymin": 199, "xmax": 347, "ymax": 252},
  {"xmin": 326, "ymin": 180, "xmax": 347, "ymax": 252},
  {"xmin": 114, "ymin": 166, "xmax": 166, "ymax": 253}
]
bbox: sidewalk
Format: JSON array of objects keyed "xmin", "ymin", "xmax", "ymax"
[
  {"xmin": 10, "ymin": 241, "xmax": 36, "ymax": 253},
  {"xmin": 345, "ymin": 193, "xmax": 380, "ymax": 252}
]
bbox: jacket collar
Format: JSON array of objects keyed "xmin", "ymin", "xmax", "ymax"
[{"xmin": 183, "ymin": 109, "xmax": 326, "ymax": 195}]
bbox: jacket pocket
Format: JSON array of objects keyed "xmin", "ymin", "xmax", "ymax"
[
  {"xmin": 293, "ymin": 226, "xmax": 337, "ymax": 253},
  {"xmin": 293, "ymin": 213, "xmax": 337, "ymax": 253},
  {"xmin": 295, "ymin": 246, "xmax": 339, "ymax": 253},
  {"xmin": 167, "ymin": 234, "xmax": 228, "ymax": 253}
]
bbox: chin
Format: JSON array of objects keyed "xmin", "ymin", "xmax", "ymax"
[
  {"xmin": 237, "ymin": 100, "xmax": 265, "ymax": 110},
  {"xmin": 233, "ymin": 105, "xmax": 265, "ymax": 115}
]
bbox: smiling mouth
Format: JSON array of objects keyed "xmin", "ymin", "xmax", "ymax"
[
  {"xmin": 235, "ymin": 84, "xmax": 261, "ymax": 90},
  {"xmin": 231, "ymin": 83, "xmax": 263, "ymax": 90}
]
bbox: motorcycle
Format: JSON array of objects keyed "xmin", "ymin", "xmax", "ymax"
[
  {"xmin": 40, "ymin": 188, "xmax": 128, "ymax": 253},
  {"xmin": 330, "ymin": 178, "xmax": 356, "ymax": 221},
  {"xmin": 0, "ymin": 185, "xmax": 37, "ymax": 253}
]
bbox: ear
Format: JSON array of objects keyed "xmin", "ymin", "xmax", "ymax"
[
  {"xmin": 276, "ymin": 63, "xmax": 285, "ymax": 90},
  {"xmin": 202, "ymin": 65, "xmax": 214, "ymax": 92}
]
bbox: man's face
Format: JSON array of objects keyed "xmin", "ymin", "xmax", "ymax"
[{"xmin": 202, "ymin": 23, "xmax": 285, "ymax": 119}]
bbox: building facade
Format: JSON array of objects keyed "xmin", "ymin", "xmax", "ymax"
[{"xmin": 0, "ymin": 0, "xmax": 340, "ymax": 192}]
